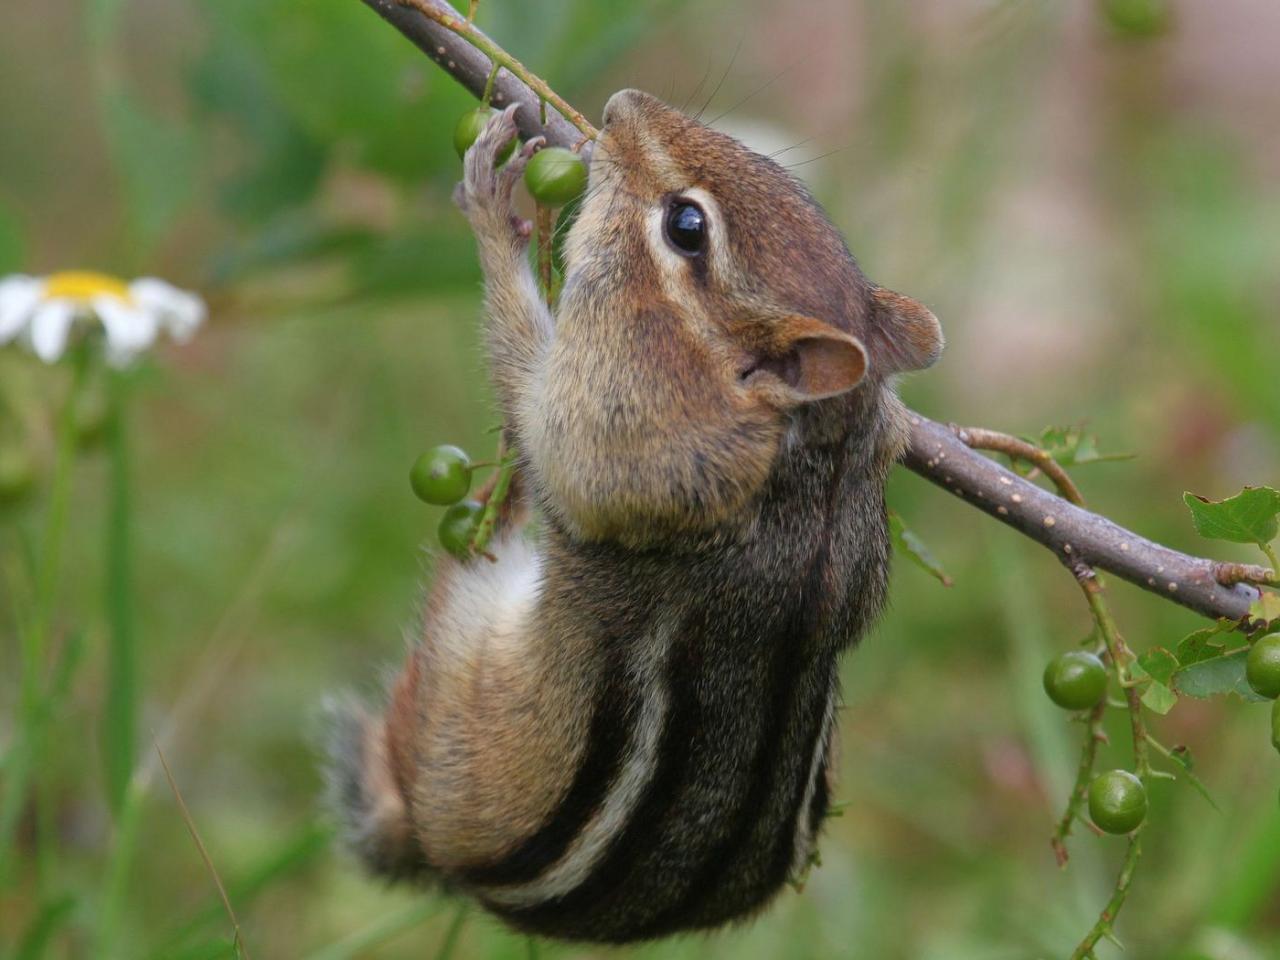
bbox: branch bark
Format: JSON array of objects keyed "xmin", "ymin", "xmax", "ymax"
[{"xmin": 363, "ymin": 0, "xmax": 1272, "ymax": 625}]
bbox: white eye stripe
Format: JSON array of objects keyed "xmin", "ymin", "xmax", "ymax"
[{"xmin": 643, "ymin": 187, "xmax": 726, "ymax": 301}]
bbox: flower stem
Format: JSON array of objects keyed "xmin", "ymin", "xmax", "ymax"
[
  {"xmin": 102, "ymin": 370, "xmax": 138, "ymax": 818},
  {"xmin": 0, "ymin": 349, "xmax": 89, "ymax": 891},
  {"xmin": 93, "ymin": 776, "xmax": 146, "ymax": 958}
]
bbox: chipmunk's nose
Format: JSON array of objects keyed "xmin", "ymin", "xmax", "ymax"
[{"xmin": 601, "ymin": 88, "xmax": 649, "ymax": 128}]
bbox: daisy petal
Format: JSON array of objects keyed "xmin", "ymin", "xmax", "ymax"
[
  {"xmin": 29, "ymin": 299, "xmax": 77, "ymax": 363},
  {"xmin": 130, "ymin": 277, "xmax": 206, "ymax": 342},
  {"xmin": 0, "ymin": 275, "xmax": 42, "ymax": 345},
  {"xmin": 94, "ymin": 295, "xmax": 158, "ymax": 365}
]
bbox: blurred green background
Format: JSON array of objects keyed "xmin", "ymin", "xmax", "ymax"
[{"xmin": 2, "ymin": 0, "xmax": 1279, "ymax": 957}]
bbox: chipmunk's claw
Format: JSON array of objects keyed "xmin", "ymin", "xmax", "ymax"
[{"xmin": 456, "ymin": 104, "xmax": 537, "ymax": 245}]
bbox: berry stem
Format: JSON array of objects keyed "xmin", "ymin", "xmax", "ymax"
[
  {"xmin": 536, "ymin": 205, "xmax": 554, "ymax": 307},
  {"xmin": 471, "ymin": 447, "xmax": 516, "ymax": 556},
  {"xmin": 1069, "ymin": 832, "xmax": 1144, "ymax": 960},
  {"xmin": 1068, "ymin": 572, "xmax": 1151, "ymax": 958},
  {"xmin": 481, "ymin": 61, "xmax": 500, "ymax": 105},
  {"xmin": 1261, "ymin": 542, "xmax": 1279, "ymax": 582},
  {"xmin": 955, "ymin": 426, "xmax": 1085, "ymax": 507},
  {"xmin": 1051, "ymin": 699, "xmax": 1107, "ymax": 867},
  {"xmin": 394, "ymin": 0, "xmax": 597, "ymax": 139}
]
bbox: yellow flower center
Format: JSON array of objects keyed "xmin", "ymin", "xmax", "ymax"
[{"xmin": 43, "ymin": 271, "xmax": 132, "ymax": 305}]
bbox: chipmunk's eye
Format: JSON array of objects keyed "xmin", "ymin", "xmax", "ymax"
[{"xmin": 665, "ymin": 201, "xmax": 706, "ymax": 256}]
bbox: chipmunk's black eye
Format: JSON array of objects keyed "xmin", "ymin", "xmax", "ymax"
[{"xmin": 665, "ymin": 201, "xmax": 706, "ymax": 256}]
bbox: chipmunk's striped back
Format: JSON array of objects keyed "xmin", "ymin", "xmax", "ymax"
[{"xmin": 330, "ymin": 421, "xmax": 896, "ymax": 942}]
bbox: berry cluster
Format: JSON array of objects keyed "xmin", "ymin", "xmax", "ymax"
[
  {"xmin": 453, "ymin": 107, "xmax": 587, "ymax": 207},
  {"xmin": 409, "ymin": 444, "xmax": 484, "ymax": 558}
]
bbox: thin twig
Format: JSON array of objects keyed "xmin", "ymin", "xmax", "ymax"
[
  {"xmin": 1051, "ymin": 700, "xmax": 1107, "ymax": 867},
  {"xmin": 959, "ymin": 425, "xmax": 1085, "ymax": 507},
  {"xmin": 155, "ymin": 739, "xmax": 250, "ymax": 960},
  {"xmin": 393, "ymin": 0, "xmax": 596, "ymax": 138},
  {"xmin": 905, "ymin": 416, "xmax": 1269, "ymax": 623}
]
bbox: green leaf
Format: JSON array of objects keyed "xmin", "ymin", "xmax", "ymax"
[
  {"xmin": 102, "ymin": 90, "xmax": 200, "ymax": 252},
  {"xmin": 1183, "ymin": 486, "xmax": 1280, "ymax": 547},
  {"xmin": 1173, "ymin": 648, "xmax": 1269, "ymax": 702},
  {"xmin": 1028, "ymin": 424, "xmax": 1134, "ymax": 468},
  {"xmin": 16, "ymin": 895, "xmax": 78, "ymax": 960},
  {"xmin": 888, "ymin": 510, "xmax": 953, "ymax": 587},
  {"xmin": 1130, "ymin": 656, "xmax": 1178, "ymax": 715},
  {"xmin": 1141, "ymin": 679, "xmax": 1178, "ymax": 715},
  {"xmin": 1137, "ymin": 647, "xmax": 1179, "ymax": 686},
  {"xmin": 188, "ymin": 25, "xmax": 327, "ymax": 222},
  {"xmin": 1175, "ymin": 623, "xmax": 1232, "ymax": 666}
]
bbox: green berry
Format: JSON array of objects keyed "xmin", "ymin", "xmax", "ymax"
[
  {"xmin": 1271, "ymin": 698, "xmax": 1280, "ymax": 757},
  {"xmin": 410, "ymin": 445, "xmax": 473, "ymax": 506},
  {"xmin": 454, "ymin": 107, "xmax": 516, "ymax": 163},
  {"xmin": 523, "ymin": 147, "xmax": 588, "ymax": 207},
  {"xmin": 1043, "ymin": 651, "xmax": 1108, "ymax": 710},
  {"xmin": 0, "ymin": 446, "xmax": 36, "ymax": 505},
  {"xmin": 1088, "ymin": 770, "xmax": 1148, "ymax": 835},
  {"xmin": 1246, "ymin": 634, "xmax": 1280, "ymax": 700},
  {"xmin": 437, "ymin": 500, "xmax": 484, "ymax": 558}
]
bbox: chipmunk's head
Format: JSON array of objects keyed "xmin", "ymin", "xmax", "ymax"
[
  {"xmin": 567, "ymin": 89, "xmax": 942, "ymax": 403},
  {"xmin": 544, "ymin": 90, "xmax": 943, "ymax": 544}
]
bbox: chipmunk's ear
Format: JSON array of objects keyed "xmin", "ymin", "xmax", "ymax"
[
  {"xmin": 744, "ymin": 314, "xmax": 868, "ymax": 405},
  {"xmin": 868, "ymin": 287, "xmax": 944, "ymax": 374}
]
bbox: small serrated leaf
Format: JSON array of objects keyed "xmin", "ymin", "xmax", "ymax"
[
  {"xmin": 1029, "ymin": 424, "xmax": 1134, "ymax": 468},
  {"xmin": 1173, "ymin": 648, "xmax": 1269, "ymax": 702},
  {"xmin": 888, "ymin": 510, "xmax": 953, "ymax": 587},
  {"xmin": 1183, "ymin": 486, "xmax": 1280, "ymax": 547},
  {"xmin": 1137, "ymin": 647, "xmax": 1179, "ymax": 686},
  {"xmin": 1141, "ymin": 680, "xmax": 1178, "ymax": 715},
  {"xmin": 1175, "ymin": 623, "xmax": 1232, "ymax": 666}
]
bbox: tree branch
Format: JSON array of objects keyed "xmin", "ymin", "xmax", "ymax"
[
  {"xmin": 905, "ymin": 416, "xmax": 1267, "ymax": 621},
  {"xmin": 361, "ymin": 0, "xmax": 1273, "ymax": 626}
]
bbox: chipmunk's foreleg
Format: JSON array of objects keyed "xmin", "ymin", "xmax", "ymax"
[{"xmin": 453, "ymin": 105, "xmax": 554, "ymax": 451}]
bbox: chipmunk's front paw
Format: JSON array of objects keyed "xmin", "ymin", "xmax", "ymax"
[{"xmin": 454, "ymin": 105, "xmax": 544, "ymax": 244}]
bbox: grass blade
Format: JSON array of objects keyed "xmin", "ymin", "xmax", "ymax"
[
  {"xmin": 303, "ymin": 902, "xmax": 439, "ymax": 960},
  {"xmin": 155, "ymin": 739, "xmax": 250, "ymax": 960}
]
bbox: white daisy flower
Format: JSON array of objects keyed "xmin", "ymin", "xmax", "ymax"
[{"xmin": 0, "ymin": 271, "xmax": 206, "ymax": 367}]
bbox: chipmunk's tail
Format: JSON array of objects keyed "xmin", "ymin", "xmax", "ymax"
[{"xmin": 324, "ymin": 691, "xmax": 433, "ymax": 884}]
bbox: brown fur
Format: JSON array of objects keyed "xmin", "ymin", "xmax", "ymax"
[{"xmin": 327, "ymin": 89, "xmax": 944, "ymax": 943}]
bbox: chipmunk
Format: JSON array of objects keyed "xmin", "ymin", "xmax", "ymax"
[{"xmin": 328, "ymin": 89, "xmax": 943, "ymax": 943}]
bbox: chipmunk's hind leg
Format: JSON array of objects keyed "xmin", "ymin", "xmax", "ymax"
[
  {"xmin": 325, "ymin": 457, "xmax": 535, "ymax": 883},
  {"xmin": 325, "ymin": 692, "xmax": 435, "ymax": 884}
]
